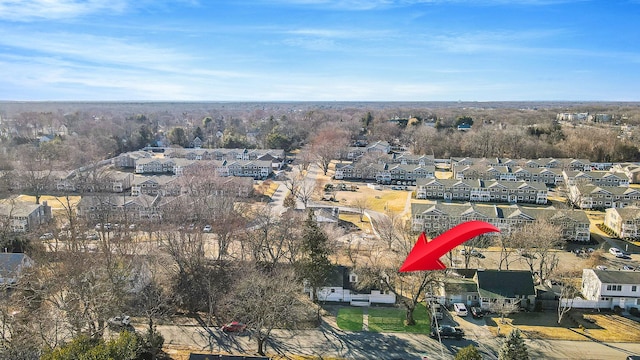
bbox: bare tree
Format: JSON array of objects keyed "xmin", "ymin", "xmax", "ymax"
[
  {"xmin": 222, "ymin": 265, "xmax": 313, "ymax": 356},
  {"xmin": 242, "ymin": 207, "xmax": 305, "ymax": 265},
  {"xmin": 308, "ymin": 128, "xmax": 349, "ymax": 175},
  {"xmin": 555, "ymin": 269, "xmax": 581, "ymax": 324},
  {"xmin": 357, "ymin": 222, "xmax": 442, "ymax": 326},
  {"xmin": 374, "ymin": 211, "xmax": 401, "ymax": 250},
  {"xmin": 352, "ymin": 197, "xmax": 371, "ymax": 223},
  {"xmin": 511, "ymin": 219, "xmax": 563, "ymax": 284},
  {"xmin": 489, "ymin": 299, "xmax": 520, "ymax": 325}
]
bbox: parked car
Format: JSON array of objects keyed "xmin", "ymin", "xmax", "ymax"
[
  {"xmin": 596, "ymin": 265, "xmax": 608, "ymax": 270},
  {"xmin": 623, "ymin": 265, "xmax": 635, "ymax": 271},
  {"xmin": 616, "ymin": 253, "xmax": 632, "ymax": 260},
  {"xmin": 470, "ymin": 306, "xmax": 484, "ymax": 318},
  {"xmin": 86, "ymin": 232, "xmax": 99, "ymax": 240},
  {"xmin": 430, "ymin": 325, "xmax": 464, "ymax": 340},
  {"xmin": 609, "ymin": 247, "xmax": 623, "ymax": 256},
  {"xmin": 39, "ymin": 233, "xmax": 54, "ymax": 240},
  {"xmin": 108, "ymin": 315, "xmax": 133, "ymax": 330},
  {"xmin": 221, "ymin": 321, "xmax": 246, "ymax": 333},
  {"xmin": 203, "ymin": 225, "xmax": 212, "ymax": 232},
  {"xmin": 453, "ymin": 303, "xmax": 468, "ymax": 317}
]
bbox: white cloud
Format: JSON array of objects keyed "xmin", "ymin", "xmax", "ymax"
[
  {"xmin": 0, "ymin": 0, "xmax": 131, "ymax": 21},
  {"xmin": 261, "ymin": 0, "xmax": 583, "ymax": 11}
]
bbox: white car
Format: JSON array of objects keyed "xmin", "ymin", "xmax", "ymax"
[
  {"xmin": 39, "ymin": 233, "xmax": 54, "ymax": 240},
  {"xmin": 609, "ymin": 247, "xmax": 623, "ymax": 256},
  {"xmin": 596, "ymin": 265, "xmax": 608, "ymax": 270},
  {"xmin": 203, "ymin": 225, "xmax": 212, "ymax": 232}
]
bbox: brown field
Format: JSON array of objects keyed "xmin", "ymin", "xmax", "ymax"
[{"xmin": 486, "ymin": 310, "xmax": 640, "ymax": 342}]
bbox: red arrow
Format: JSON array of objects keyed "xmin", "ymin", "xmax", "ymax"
[{"xmin": 399, "ymin": 220, "xmax": 500, "ymax": 272}]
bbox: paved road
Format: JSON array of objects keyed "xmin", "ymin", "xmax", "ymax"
[{"xmin": 155, "ymin": 314, "xmax": 640, "ymax": 360}]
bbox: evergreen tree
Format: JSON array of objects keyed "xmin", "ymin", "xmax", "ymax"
[
  {"xmin": 498, "ymin": 328, "xmax": 529, "ymax": 360},
  {"xmin": 455, "ymin": 345, "xmax": 483, "ymax": 360},
  {"xmin": 299, "ymin": 210, "xmax": 332, "ymax": 303},
  {"xmin": 454, "ymin": 345, "xmax": 482, "ymax": 360}
]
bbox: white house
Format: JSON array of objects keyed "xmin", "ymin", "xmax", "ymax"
[
  {"xmin": 581, "ymin": 269, "xmax": 640, "ymax": 310},
  {"xmin": 0, "ymin": 253, "xmax": 33, "ymax": 284},
  {"xmin": 305, "ymin": 266, "xmax": 396, "ymax": 306}
]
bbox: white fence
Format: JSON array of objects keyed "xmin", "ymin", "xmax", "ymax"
[{"xmin": 560, "ymin": 298, "xmax": 611, "ymax": 309}]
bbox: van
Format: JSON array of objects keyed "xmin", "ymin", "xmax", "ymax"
[{"xmin": 453, "ymin": 303, "xmax": 468, "ymax": 317}]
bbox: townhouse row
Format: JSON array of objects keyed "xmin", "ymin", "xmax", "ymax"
[
  {"xmin": 411, "ymin": 201, "xmax": 590, "ymax": 241},
  {"xmin": 416, "ymin": 178, "xmax": 548, "ymax": 205}
]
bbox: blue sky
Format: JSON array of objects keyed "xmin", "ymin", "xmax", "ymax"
[{"xmin": 0, "ymin": 0, "xmax": 639, "ymax": 101}]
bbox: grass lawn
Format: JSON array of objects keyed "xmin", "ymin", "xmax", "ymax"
[
  {"xmin": 338, "ymin": 213, "xmax": 373, "ymax": 233},
  {"xmin": 336, "ymin": 307, "xmax": 364, "ymax": 331},
  {"xmin": 368, "ymin": 303, "xmax": 431, "ymax": 334}
]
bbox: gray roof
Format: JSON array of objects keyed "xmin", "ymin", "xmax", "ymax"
[
  {"xmin": 592, "ymin": 269, "xmax": 640, "ymax": 284},
  {"xmin": 0, "ymin": 253, "xmax": 31, "ymax": 282},
  {"xmin": 476, "ymin": 270, "xmax": 535, "ymax": 298}
]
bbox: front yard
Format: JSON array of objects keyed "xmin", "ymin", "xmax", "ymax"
[
  {"xmin": 486, "ymin": 310, "xmax": 640, "ymax": 342},
  {"xmin": 336, "ymin": 304, "xmax": 431, "ymax": 334}
]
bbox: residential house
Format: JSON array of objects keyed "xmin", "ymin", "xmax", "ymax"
[
  {"xmin": 76, "ymin": 194, "xmax": 167, "ymax": 222},
  {"xmin": 113, "ymin": 151, "xmax": 153, "ymax": 169},
  {"xmin": 440, "ymin": 269, "xmax": 481, "ymax": 306},
  {"xmin": 0, "ymin": 253, "xmax": 33, "ymax": 284},
  {"xmin": 475, "ymin": 270, "xmax": 536, "ymax": 311},
  {"xmin": 225, "ymin": 160, "xmax": 272, "ymax": 179},
  {"xmin": 612, "ymin": 163, "xmax": 640, "ymax": 184},
  {"xmin": 548, "ymin": 210, "xmax": 591, "ymax": 242},
  {"xmin": 107, "ymin": 171, "xmax": 134, "ymax": 193},
  {"xmin": 411, "ymin": 201, "xmax": 590, "ymax": 241},
  {"xmin": 366, "ymin": 140, "xmax": 391, "ymax": 155},
  {"xmin": 386, "ymin": 164, "xmax": 435, "ymax": 183},
  {"xmin": 334, "ymin": 163, "xmax": 384, "ymax": 181},
  {"xmin": 131, "ymin": 175, "xmax": 181, "ymax": 197},
  {"xmin": 305, "ymin": 265, "xmax": 396, "ymax": 306},
  {"xmin": 563, "ymin": 170, "xmax": 629, "ymax": 187},
  {"xmin": 568, "ymin": 184, "xmax": 640, "ymax": 209},
  {"xmin": 581, "ymin": 269, "xmax": 640, "ymax": 310},
  {"xmin": 391, "ymin": 154, "xmax": 435, "ymax": 166},
  {"xmin": 604, "ymin": 207, "xmax": 640, "ymax": 239},
  {"xmin": 415, "ymin": 178, "xmax": 547, "ymax": 205},
  {"xmin": 0, "ymin": 200, "xmax": 52, "ymax": 232}
]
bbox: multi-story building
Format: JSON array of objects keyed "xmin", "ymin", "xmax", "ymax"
[
  {"xmin": 411, "ymin": 201, "xmax": 590, "ymax": 241},
  {"xmin": 563, "ymin": 170, "xmax": 629, "ymax": 187},
  {"xmin": 604, "ymin": 207, "xmax": 640, "ymax": 239},
  {"xmin": 0, "ymin": 200, "xmax": 52, "ymax": 232},
  {"xmin": 568, "ymin": 184, "xmax": 640, "ymax": 209},
  {"xmin": 416, "ymin": 179, "xmax": 547, "ymax": 205}
]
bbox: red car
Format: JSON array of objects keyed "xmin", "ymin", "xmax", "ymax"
[{"xmin": 221, "ymin": 321, "xmax": 246, "ymax": 333}]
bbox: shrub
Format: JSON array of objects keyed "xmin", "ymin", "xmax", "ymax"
[{"xmin": 630, "ymin": 307, "xmax": 640, "ymax": 316}]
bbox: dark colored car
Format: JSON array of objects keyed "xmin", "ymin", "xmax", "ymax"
[
  {"xmin": 470, "ymin": 306, "xmax": 484, "ymax": 318},
  {"xmin": 430, "ymin": 325, "xmax": 464, "ymax": 340},
  {"xmin": 222, "ymin": 321, "xmax": 247, "ymax": 333}
]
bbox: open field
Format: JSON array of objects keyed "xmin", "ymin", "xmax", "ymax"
[{"xmin": 331, "ymin": 186, "xmax": 410, "ymax": 214}]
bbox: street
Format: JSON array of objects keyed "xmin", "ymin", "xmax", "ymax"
[{"xmin": 155, "ymin": 312, "xmax": 640, "ymax": 360}]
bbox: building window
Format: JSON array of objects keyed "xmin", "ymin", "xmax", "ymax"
[
  {"xmin": 633, "ymin": 286, "xmax": 637, "ymax": 292},
  {"xmin": 330, "ymin": 288, "xmax": 335, "ymax": 293},
  {"xmin": 606, "ymin": 285, "xmax": 622, "ymax": 291}
]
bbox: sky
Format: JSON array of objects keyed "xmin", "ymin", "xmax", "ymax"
[{"xmin": 0, "ymin": 0, "xmax": 639, "ymax": 101}]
